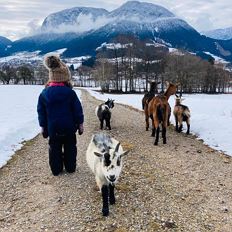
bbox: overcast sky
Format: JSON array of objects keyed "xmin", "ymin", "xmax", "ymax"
[{"xmin": 1, "ymin": 0, "xmax": 232, "ymax": 41}]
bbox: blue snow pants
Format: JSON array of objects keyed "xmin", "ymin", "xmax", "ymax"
[{"xmin": 48, "ymin": 134, "xmax": 77, "ymax": 176}]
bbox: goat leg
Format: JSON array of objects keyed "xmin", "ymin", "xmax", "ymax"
[
  {"xmin": 186, "ymin": 124, "xmax": 190, "ymax": 134},
  {"xmin": 101, "ymin": 185, "xmax": 109, "ymax": 216},
  {"xmin": 100, "ymin": 119, "xmax": 104, "ymax": 130},
  {"xmin": 178, "ymin": 124, "xmax": 183, "ymax": 133},
  {"xmin": 108, "ymin": 121, "xmax": 111, "ymax": 130},
  {"xmin": 109, "ymin": 184, "xmax": 115, "ymax": 205},
  {"xmin": 151, "ymin": 128, "xmax": 156, "ymax": 137},
  {"xmin": 175, "ymin": 116, "xmax": 178, "ymax": 131},
  {"xmin": 154, "ymin": 127, "xmax": 160, "ymax": 145},
  {"xmin": 162, "ymin": 126, "xmax": 166, "ymax": 144},
  {"xmin": 145, "ymin": 117, "xmax": 149, "ymax": 131}
]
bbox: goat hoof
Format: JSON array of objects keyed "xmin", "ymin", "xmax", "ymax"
[
  {"xmin": 102, "ymin": 208, "xmax": 109, "ymax": 216},
  {"xmin": 146, "ymin": 128, "xmax": 148, "ymax": 131},
  {"xmin": 110, "ymin": 198, "xmax": 115, "ymax": 205},
  {"xmin": 154, "ymin": 142, "xmax": 158, "ymax": 146},
  {"xmin": 163, "ymin": 141, "xmax": 167, "ymax": 144}
]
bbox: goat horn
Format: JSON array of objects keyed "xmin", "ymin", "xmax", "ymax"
[
  {"xmin": 121, "ymin": 150, "xmax": 130, "ymax": 157},
  {"xmin": 114, "ymin": 142, "xmax": 121, "ymax": 153},
  {"xmin": 165, "ymin": 81, "xmax": 169, "ymax": 86}
]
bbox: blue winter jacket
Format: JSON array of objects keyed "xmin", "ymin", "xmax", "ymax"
[{"xmin": 37, "ymin": 86, "xmax": 84, "ymax": 137}]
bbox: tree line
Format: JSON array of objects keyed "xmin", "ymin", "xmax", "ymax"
[
  {"xmin": 0, "ymin": 64, "xmax": 48, "ymax": 85},
  {"xmin": 87, "ymin": 35, "xmax": 232, "ymax": 94},
  {"xmin": 1, "ymin": 35, "xmax": 231, "ymax": 93}
]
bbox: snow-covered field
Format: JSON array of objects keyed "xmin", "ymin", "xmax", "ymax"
[
  {"xmin": 86, "ymin": 88, "xmax": 232, "ymax": 156},
  {"xmin": 0, "ymin": 85, "xmax": 81, "ymax": 168}
]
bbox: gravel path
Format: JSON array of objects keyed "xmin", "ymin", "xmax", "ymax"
[{"xmin": 1, "ymin": 89, "xmax": 232, "ymax": 232}]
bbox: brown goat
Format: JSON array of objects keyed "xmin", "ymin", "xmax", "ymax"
[
  {"xmin": 148, "ymin": 82, "xmax": 178, "ymax": 145},
  {"xmin": 142, "ymin": 81, "xmax": 160, "ymax": 131},
  {"xmin": 173, "ymin": 94, "xmax": 191, "ymax": 134}
]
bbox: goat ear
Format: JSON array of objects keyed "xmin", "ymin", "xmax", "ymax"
[
  {"xmin": 175, "ymin": 94, "xmax": 179, "ymax": 98},
  {"xmin": 94, "ymin": 152, "xmax": 103, "ymax": 157},
  {"xmin": 120, "ymin": 150, "xmax": 130, "ymax": 157}
]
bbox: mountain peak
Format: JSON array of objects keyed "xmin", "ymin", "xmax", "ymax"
[
  {"xmin": 41, "ymin": 7, "xmax": 109, "ymax": 32},
  {"xmin": 110, "ymin": 1, "xmax": 175, "ymax": 21},
  {"xmin": 0, "ymin": 36, "xmax": 12, "ymax": 45}
]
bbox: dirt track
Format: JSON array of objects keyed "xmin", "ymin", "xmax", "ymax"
[{"xmin": 0, "ymin": 89, "xmax": 232, "ymax": 232}]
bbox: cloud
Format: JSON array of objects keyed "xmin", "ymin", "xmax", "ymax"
[
  {"xmin": 27, "ymin": 19, "xmax": 43, "ymax": 35},
  {"xmin": 43, "ymin": 13, "xmax": 114, "ymax": 34},
  {"xmin": 151, "ymin": 0, "xmax": 232, "ymax": 31},
  {"xmin": 0, "ymin": 0, "xmax": 232, "ymax": 40}
]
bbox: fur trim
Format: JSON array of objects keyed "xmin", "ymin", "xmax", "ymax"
[{"xmin": 43, "ymin": 53, "xmax": 71, "ymax": 82}]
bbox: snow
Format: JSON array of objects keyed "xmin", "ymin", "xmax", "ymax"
[
  {"xmin": 203, "ymin": 51, "xmax": 229, "ymax": 64},
  {"xmin": 0, "ymin": 51, "xmax": 42, "ymax": 63},
  {"xmin": 1, "ymin": 85, "xmax": 231, "ymax": 169},
  {"xmin": 66, "ymin": 56, "xmax": 91, "ymax": 69},
  {"xmin": 202, "ymin": 27, "xmax": 232, "ymax": 40},
  {"xmin": 86, "ymin": 88, "xmax": 232, "ymax": 156},
  {"xmin": 0, "ymin": 85, "xmax": 81, "ymax": 169}
]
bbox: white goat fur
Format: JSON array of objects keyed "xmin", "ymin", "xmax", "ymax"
[
  {"xmin": 95, "ymin": 105, "xmax": 109, "ymax": 117},
  {"xmin": 86, "ymin": 133, "xmax": 126, "ymax": 190}
]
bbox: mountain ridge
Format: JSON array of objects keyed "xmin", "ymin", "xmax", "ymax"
[
  {"xmin": 1, "ymin": 1, "xmax": 232, "ymax": 62},
  {"xmin": 202, "ymin": 27, "xmax": 232, "ymax": 40}
]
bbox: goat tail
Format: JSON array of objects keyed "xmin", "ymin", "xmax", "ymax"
[
  {"xmin": 157, "ymin": 104, "xmax": 164, "ymax": 122},
  {"xmin": 183, "ymin": 109, "xmax": 191, "ymax": 118}
]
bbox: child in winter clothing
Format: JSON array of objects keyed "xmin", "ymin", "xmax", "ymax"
[{"xmin": 37, "ymin": 54, "xmax": 84, "ymax": 176}]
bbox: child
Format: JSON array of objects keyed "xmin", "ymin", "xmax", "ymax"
[{"xmin": 37, "ymin": 54, "xmax": 84, "ymax": 176}]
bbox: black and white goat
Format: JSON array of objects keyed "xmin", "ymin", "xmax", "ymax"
[
  {"xmin": 173, "ymin": 94, "xmax": 191, "ymax": 134},
  {"xmin": 95, "ymin": 99, "xmax": 114, "ymax": 130},
  {"xmin": 86, "ymin": 133, "xmax": 129, "ymax": 216}
]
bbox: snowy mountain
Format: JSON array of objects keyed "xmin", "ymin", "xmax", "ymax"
[
  {"xmin": 109, "ymin": 1, "xmax": 174, "ymax": 21},
  {"xmin": 202, "ymin": 27, "xmax": 232, "ymax": 40},
  {"xmin": 41, "ymin": 7, "xmax": 109, "ymax": 33},
  {"xmin": 0, "ymin": 36, "xmax": 12, "ymax": 56},
  {"xmin": 3, "ymin": 1, "xmax": 232, "ymax": 62}
]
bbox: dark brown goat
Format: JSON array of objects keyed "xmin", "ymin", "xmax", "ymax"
[
  {"xmin": 142, "ymin": 81, "xmax": 160, "ymax": 131},
  {"xmin": 148, "ymin": 82, "xmax": 178, "ymax": 145}
]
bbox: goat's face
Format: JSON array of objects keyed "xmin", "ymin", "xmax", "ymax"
[
  {"xmin": 105, "ymin": 99, "xmax": 115, "ymax": 109},
  {"xmin": 94, "ymin": 143, "xmax": 129, "ymax": 184},
  {"xmin": 175, "ymin": 97, "xmax": 181, "ymax": 105},
  {"xmin": 175, "ymin": 94, "xmax": 184, "ymax": 105}
]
